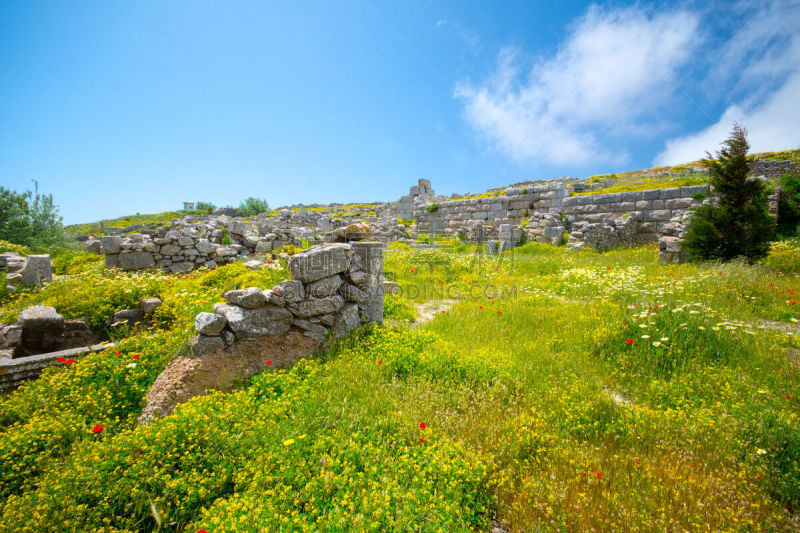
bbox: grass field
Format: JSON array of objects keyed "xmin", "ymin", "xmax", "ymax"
[{"xmin": 0, "ymin": 241, "xmax": 798, "ymax": 531}]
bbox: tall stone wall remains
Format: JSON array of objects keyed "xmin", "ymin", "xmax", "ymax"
[
  {"xmin": 189, "ymin": 241, "xmax": 384, "ymax": 355},
  {"xmin": 749, "ymin": 159, "xmax": 798, "ymax": 179}
]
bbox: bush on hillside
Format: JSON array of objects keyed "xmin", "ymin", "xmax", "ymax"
[
  {"xmin": 0, "ymin": 182, "xmax": 75, "ymax": 251},
  {"xmin": 682, "ymin": 124, "xmax": 774, "ymax": 261},
  {"xmin": 237, "ymin": 197, "xmax": 269, "ymax": 217}
]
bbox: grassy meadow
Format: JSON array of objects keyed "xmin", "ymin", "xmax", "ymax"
[{"xmin": 0, "ymin": 241, "xmax": 799, "ymax": 531}]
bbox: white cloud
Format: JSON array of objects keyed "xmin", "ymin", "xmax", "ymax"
[
  {"xmin": 655, "ymin": 71, "xmax": 800, "ymax": 164},
  {"xmin": 455, "ymin": 5, "xmax": 700, "ymax": 166},
  {"xmin": 656, "ymin": 0, "xmax": 800, "ymax": 165}
]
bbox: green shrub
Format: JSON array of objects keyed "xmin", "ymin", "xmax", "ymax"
[
  {"xmin": 0, "ymin": 182, "xmax": 75, "ymax": 251},
  {"xmin": 237, "ymin": 197, "xmax": 269, "ymax": 217},
  {"xmin": 426, "ymin": 203, "xmax": 439, "ymax": 214},
  {"xmin": 682, "ymin": 124, "xmax": 774, "ymax": 261},
  {"xmin": 777, "ymin": 173, "xmax": 800, "ymax": 238}
]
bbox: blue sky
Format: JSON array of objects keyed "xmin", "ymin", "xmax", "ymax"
[{"xmin": 1, "ymin": 1, "xmax": 798, "ymax": 225}]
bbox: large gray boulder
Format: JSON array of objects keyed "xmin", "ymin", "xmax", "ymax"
[
  {"xmin": 83, "ymin": 240, "xmax": 102, "ymax": 254},
  {"xmin": 213, "ymin": 303, "xmax": 293, "ymax": 339},
  {"xmin": 18, "ymin": 305, "xmax": 65, "ymax": 353},
  {"xmin": 191, "ymin": 334, "xmax": 226, "ymax": 356},
  {"xmin": 194, "ymin": 312, "xmax": 227, "ymax": 336},
  {"xmin": 101, "ymin": 235, "xmax": 122, "ymax": 254},
  {"xmin": 118, "ymin": 251, "xmax": 155, "ymax": 270},
  {"xmin": 288, "ymin": 243, "xmax": 351, "ymax": 283},
  {"xmin": 332, "ymin": 303, "xmax": 360, "ymax": 339},
  {"xmin": 223, "ymin": 287, "xmax": 267, "ymax": 309},
  {"xmin": 20, "ymin": 255, "xmax": 52, "ymax": 286},
  {"xmin": 287, "ymin": 295, "xmax": 344, "ymax": 318}
]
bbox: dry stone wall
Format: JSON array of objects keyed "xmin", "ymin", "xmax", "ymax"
[{"xmin": 189, "ymin": 241, "xmax": 384, "ymax": 355}]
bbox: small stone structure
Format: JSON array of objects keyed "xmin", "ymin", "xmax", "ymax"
[
  {"xmin": 0, "ymin": 305, "xmax": 100, "ymax": 359},
  {"xmin": 1, "ymin": 253, "xmax": 52, "ymax": 287},
  {"xmin": 139, "ymin": 242, "xmax": 385, "ymax": 424},
  {"xmin": 0, "ymin": 343, "xmax": 114, "ymax": 392},
  {"xmin": 190, "ymin": 241, "xmax": 384, "ymax": 354}
]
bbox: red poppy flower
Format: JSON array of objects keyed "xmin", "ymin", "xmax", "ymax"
[
  {"xmin": 581, "ymin": 472, "xmax": 586, "ymax": 477},
  {"xmin": 497, "ymin": 311, "xmax": 502, "ymax": 315},
  {"xmin": 65, "ymin": 359, "xmax": 75, "ymax": 365},
  {"xmin": 479, "ymin": 306, "xmax": 483, "ymax": 309},
  {"xmin": 441, "ymin": 310, "xmax": 445, "ymax": 314},
  {"xmin": 419, "ymin": 422, "xmax": 426, "ymax": 429},
  {"xmin": 92, "ymin": 424, "xmax": 104, "ymax": 434},
  {"xmin": 419, "ymin": 438, "xmax": 425, "ymax": 443},
  {"xmin": 636, "ymin": 461, "xmax": 641, "ymax": 466},
  {"xmin": 377, "ymin": 360, "xmax": 382, "ymax": 365},
  {"xmin": 622, "ymin": 322, "xmax": 627, "ymax": 325},
  {"xmin": 625, "ymin": 339, "xmax": 633, "ymax": 344},
  {"xmin": 56, "ymin": 356, "xmax": 66, "ymax": 363},
  {"xmin": 787, "ymin": 395, "xmax": 792, "ymax": 400},
  {"xmin": 596, "ymin": 472, "xmax": 602, "ymax": 479},
  {"xmin": 133, "ymin": 354, "xmax": 140, "ymax": 359},
  {"xmin": 267, "ymin": 360, "xmax": 272, "ymax": 366},
  {"xmin": 792, "ymin": 301, "xmax": 797, "ymax": 305},
  {"xmin": 757, "ymin": 475, "xmax": 762, "ymax": 480},
  {"xmin": 197, "ymin": 530, "xmax": 209, "ymax": 533},
  {"xmin": 115, "ymin": 350, "xmax": 121, "ymax": 355}
]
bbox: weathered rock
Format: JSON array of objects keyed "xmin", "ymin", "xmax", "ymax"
[
  {"xmin": 340, "ymin": 282, "xmax": 369, "ymax": 304},
  {"xmin": 273, "ymin": 280, "xmax": 304, "ymax": 303},
  {"xmin": 160, "ymin": 244, "xmax": 181, "ymax": 256},
  {"xmin": 243, "ymin": 260, "xmax": 263, "ymax": 270},
  {"xmin": 292, "ymin": 319, "xmax": 328, "ymax": 338},
  {"xmin": 195, "ymin": 312, "xmax": 227, "ymax": 336},
  {"xmin": 214, "ymin": 303, "xmax": 293, "ymax": 339},
  {"xmin": 305, "ymin": 275, "xmax": 343, "ymax": 298},
  {"xmin": 287, "ymin": 295, "xmax": 345, "ymax": 318},
  {"xmin": 264, "ymin": 289, "xmax": 285, "ymax": 307},
  {"xmin": 83, "ymin": 240, "xmax": 102, "ymax": 254},
  {"xmin": 0, "ymin": 324, "xmax": 22, "ymax": 350},
  {"xmin": 18, "ymin": 305, "xmax": 64, "ymax": 353},
  {"xmin": 170, "ymin": 261, "xmax": 195, "ymax": 274},
  {"xmin": 113, "ymin": 308, "xmax": 144, "ymax": 326},
  {"xmin": 118, "ymin": 251, "xmax": 155, "ymax": 270},
  {"xmin": 21, "ymin": 255, "xmax": 52, "ymax": 286},
  {"xmin": 288, "ymin": 243, "xmax": 351, "ymax": 283},
  {"xmin": 223, "ymin": 287, "xmax": 267, "ymax": 309},
  {"xmin": 191, "ymin": 334, "xmax": 226, "ymax": 356},
  {"xmin": 332, "ymin": 303, "xmax": 360, "ymax": 339},
  {"xmin": 101, "ymin": 235, "xmax": 122, "ymax": 254},
  {"xmin": 140, "ymin": 297, "xmax": 163, "ymax": 315}
]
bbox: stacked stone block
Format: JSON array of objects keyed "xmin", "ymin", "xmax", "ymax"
[{"xmin": 190, "ymin": 242, "xmax": 384, "ymax": 355}]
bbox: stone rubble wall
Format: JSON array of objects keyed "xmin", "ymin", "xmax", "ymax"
[
  {"xmin": 102, "ymin": 215, "xmax": 326, "ymax": 273},
  {"xmin": 189, "ymin": 242, "xmax": 384, "ymax": 356},
  {"xmin": 749, "ymin": 159, "xmax": 798, "ymax": 179}
]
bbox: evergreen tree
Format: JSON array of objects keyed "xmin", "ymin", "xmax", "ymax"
[{"xmin": 682, "ymin": 124, "xmax": 774, "ymax": 260}]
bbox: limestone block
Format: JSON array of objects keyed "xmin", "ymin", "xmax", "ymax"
[
  {"xmin": 305, "ymin": 275, "xmax": 343, "ymax": 298},
  {"xmin": 21, "ymin": 255, "xmax": 52, "ymax": 286},
  {"xmin": 288, "ymin": 295, "xmax": 345, "ymax": 318},
  {"xmin": 213, "ymin": 303, "xmax": 293, "ymax": 339},
  {"xmin": 194, "ymin": 312, "xmax": 227, "ymax": 336},
  {"xmin": 101, "ymin": 236, "xmax": 122, "ymax": 254},
  {"xmin": 118, "ymin": 251, "xmax": 155, "ymax": 270},
  {"xmin": 191, "ymin": 335, "xmax": 226, "ymax": 356},
  {"xmin": 223, "ymin": 287, "xmax": 268, "ymax": 309},
  {"xmin": 288, "ymin": 243, "xmax": 351, "ymax": 283}
]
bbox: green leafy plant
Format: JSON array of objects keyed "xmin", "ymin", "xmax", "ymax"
[
  {"xmin": 426, "ymin": 203, "xmax": 439, "ymax": 214},
  {"xmin": 777, "ymin": 173, "xmax": 800, "ymax": 238},
  {"xmin": 237, "ymin": 197, "xmax": 269, "ymax": 217}
]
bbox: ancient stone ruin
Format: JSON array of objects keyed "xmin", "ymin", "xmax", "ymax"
[
  {"xmin": 1, "ymin": 253, "xmax": 52, "ymax": 288},
  {"xmin": 139, "ymin": 241, "xmax": 385, "ymax": 423}
]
